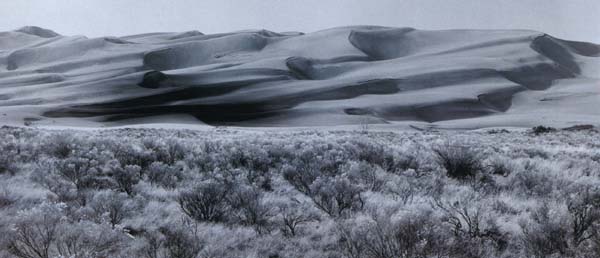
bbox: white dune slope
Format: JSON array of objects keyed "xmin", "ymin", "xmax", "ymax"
[{"xmin": 0, "ymin": 26, "xmax": 598, "ymax": 128}]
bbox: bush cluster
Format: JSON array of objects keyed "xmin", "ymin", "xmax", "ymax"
[{"xmin": 0, "ymin": 126, "xmax": 599, "ymax": 258}]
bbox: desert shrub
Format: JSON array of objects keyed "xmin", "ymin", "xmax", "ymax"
[
  {"xmin": 89, "ymin": 190, "xmax": 136, "ymax": 228},
  {"xmin": 227, "ymin": 144, "xmax": 271, "ymax": 173},
  {"xmin": 113, "ymin": 164, "xmax": 141, "ymax": 196},
  {"xmin": 532, "ymin": 125, "xmax": 557, "ymax": 135},
  {"xmin": 35, "ymin": 169, "xmax": 81, "ymax": 204},
  {"xmin": 490, "ymin": 199, "xmax": 519, "ymax": 216},
  {"xmin": 567, "ymin": 188, "xmax": 600, "ymax": 246},
  {"xmin": 351, "ymin": 140, "xmax": 393, "ymax": 169},
  {"xmin": 159, "ymin": 224, "xmax": 203, "ymax": 258},
  {"xmin": 55, "ymin": 221, "xmax": 126, "ymax": 258},
  {"xmin": 178, "ymin": 182, "xmax": 231, "ymax": 223},
  {"xmin": 487, "ymin": 129, "xmax": 510, "ymax": 134},
  {"xmin": 309, "ymin": 176, "xmax": 364, "ymax": 217},
  {"xmin": 276, "ymin": 201, "xmax": 319, "ymax": 237},
  {"xmin": 590, "ymin": 232, "xmax": 600, "ymax": 258},
  {"xmin": 369, "ymin": 216, "xmax": 443, "ymax": 258},
  {"xmin": 344, "ymin": 161, "xmax": 386, "ymax": 192},
  {"xmin": 485, "ymin": 156, "xmax": 514, "ymax": 177},
  {"xmin": 53, "ymin": 157, "xmax": 99, "ymax": 191},
  {"xmin": 282, "ymin": 163, "xmax": 320, "ymax": 195},
  {"xmin": 0, "ymin": 188, "xmax": 16, "ymax": 208},
  {"xmin": 434, "ymin": 198, "xmax": 507, "ymax": 254},
  {"xmin": 338, "ymin": 211, "xmax": 445, "ymax": 258},
  {"xmin": 337, "ymin": 220, "xmax": 368, "ymax": 258},
  {"xmin": 146, "ymin": 161, "xmax": 184, "ymax": 189},
  {"xmin": 521, "ymin": 203, "xmax": 571, "ymax": 257},
  {"xmin": 522, "ymin": 148, "xmax": 550, "ymax": 159},
  {"xmin": 6, "ymin": 203, "xmax": 65, "ymax": 258},
  {"xmin": 46, "ymin": 133, "xmax": 75, "ymax": 159},
  {"xmin": 518, "ymin": 188, "xmax": 600, "ymax": 257},
  {"xmin": 383, "ymin": 175, "xmax": 416, "ymax": 204},
  {"xmin": 433, "ymin": 144, "xmax": 483, "ymax": 180},
  {"xmin": 143, "ymin": 138, "xmax": 187, "ymax": 165},
  {"xmin": 395, "ymin": 152, "xmax": 421, "ymax": 173},
  {"xmin": 255, "ymin": 172, "xmax": 274, "ymax": 192},
  {"xmin": 111, "ymin": 142, "xmax": 154, "ymax": 169},
  {"xmin": 225, "ymin": 166, "xmax": 273, "ymax": 192},
  {"xmin": 0, "ymin": 154, "xmax": 17, "ymax": 175},
  {"xmin": 508, "ymin": 170, "xmax": 554, "ymax": 196},
  {"xmin": 227, "ymin": 186, "xmax": 274, "ymax": 234},
  {"xmin": 38, "ymin": 157, "xmax": 125, "ymax": 205},
  {"xmin": 137, "ymin": 231, "xmax": 163, "ymax": 258},
  {"xmin": 0, "ymin": 133, "xmax": 20, "ymax": 166}
]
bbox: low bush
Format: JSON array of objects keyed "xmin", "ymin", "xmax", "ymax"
[
  {"xmin": 309, "ymin": 176, "xmax": 364, "ymax": 217},
  {"xmin": 178, "ymin": 182, "xmax": 231, "ymax": 223},
  {"xmin": 531, "ymin": 125, "xmax": 557, "ymax": 135},
  {"xmin": 433, "ymin": 144, "xmax": 483, "ymax": 180},
  {"xmin": 227, "ymin": 186, "xmax": 274, "ymax": 234}
]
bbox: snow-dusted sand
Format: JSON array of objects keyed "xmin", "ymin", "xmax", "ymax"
[{"xmin": 0, "ymin": 26, "xmax": 598, "ymax": 129}]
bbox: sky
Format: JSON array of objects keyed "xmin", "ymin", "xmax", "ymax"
[{"xmin": 0, "ymin": 0, "xmax": 599, "ymax": 43}]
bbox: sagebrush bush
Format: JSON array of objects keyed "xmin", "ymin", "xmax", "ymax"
[
  {"xmin": 0, "ymin": 155, "xmax": 16, "ymax": 175},
  {"xmin": 146, "ymin": 161, "xmax": 183, "ymax": 189},
  {"xmin": 160, "ymin": 225, "xmax": 203, "ymax": 258},
  {"xmin": 178, "ymin": 182, "xmax": 231, "ymax": 223},
  {"xmin": 89, "ymin": 190, "xmax": 136, "ymax": 228},
  {"xmin": 47, "ymin": 132, "xmax": 75, "ymax": 158},
  {"xmin": 276, "ymin": 200, "xmax": 319, "ymax": 237},
  {"xmin": 227, "ymin": 186, "xmax": 274, "ymax": 234},
  {"xmin": 521, "ymin": 203, "xmax": 571, "ymax": 257},
  {"xmin": 433, "ymin": 144, "xmax": 483, "ymax": 180},
  {"xmin": 282, "ymin": 163, "xmax": 319, "ymax": 195},
  {"xmin": 6, "ymin": 203, "xmax": 65, "ymax": 258},
  {"xmin": 0, "ymin": 189, "xmax": 15, "ymax": 208},
  {"xmin": 309, "ymin": 176, "xmax": 364, "ymax": 217},
  {"xmin": 531, "ymin": 125, "xmax": 557, "ymax": 135}
]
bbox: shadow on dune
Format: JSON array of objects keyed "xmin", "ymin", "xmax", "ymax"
[{"xmin": 39, "ymin": 27, "xmax": 598, "ymax": 126}]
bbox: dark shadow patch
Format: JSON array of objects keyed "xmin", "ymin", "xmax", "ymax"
[
  {"xmin": 554, "ymin": 38, "xmax": 600, "ymax": 57},
  {"xmin": 348, "ymin": 28, "xmax": 417, "ymax": 60},
  {"xmin": 531, "ymin": 35, "xmax": 581, "ymax": 75},
  {"xmin": 477, "ymin": 86, "xmax": 525, "ymax": 112},
  {"xmin": 43, "ymin": 78, "xmax": 401, "ymax": 124},
  {"xmin": 286, "ymin": 57, "xmax": 314, "ymax": 80},
  {"xmin": 344, "ymin": 108, "xmax": 373, "ymax": 115},
  {"xmin": 413, "ymin": 100, "xmax": 498, "ymax": 123},
  {"xmin": 386, "ymin": 100, "xmax": 497, "ymax": 123},
  {"xmin": 285, "ymin": 55, "xmax": 373, "ymax": 80},
  {"xmin": 397, "ymin": 69, "xmax": 499, "ymax": 91},
  {"xmin": 138, "ymin": 71, "xmax": 169, "ymax": 89},
  {"xmin": 499, "ymin": 63, "xmax": 573, "ymax": 91}
]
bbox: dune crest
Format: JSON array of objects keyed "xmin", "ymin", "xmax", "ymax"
[
  {"xmin": 15, "ymin": 26, "xmax": 60, "ymax": 38},
  {"xmin": 0, "ymin": 26, "xmax": 598, "ymax": 128}
]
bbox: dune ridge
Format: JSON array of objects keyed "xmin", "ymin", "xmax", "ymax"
[{"xmin": 0, "ymin": 26, "xmax": 598, "ymax": 128}]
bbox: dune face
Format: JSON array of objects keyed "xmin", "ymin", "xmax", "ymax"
[{"xmin": 0, "ymin": 26, "xmax": 598, "ymax": 128}]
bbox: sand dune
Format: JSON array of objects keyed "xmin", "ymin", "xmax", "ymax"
[{"xmin": 0, "ymin": 25, "xmax": 598, "ymax": 128}]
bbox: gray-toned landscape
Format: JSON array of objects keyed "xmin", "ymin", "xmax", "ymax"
[{"xmin": 1, "ymin": 1, "xmax": 600, "ymax": 257}]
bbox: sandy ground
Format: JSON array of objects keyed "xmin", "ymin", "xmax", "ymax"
[{"xmin": 0, "ymin": 26, "xmax": 598, "ymax": 129}]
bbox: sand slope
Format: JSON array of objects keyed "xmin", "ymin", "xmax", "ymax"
[{"xmin": 0, "ymin": 26, "xmax": 598, "ymax": 128}]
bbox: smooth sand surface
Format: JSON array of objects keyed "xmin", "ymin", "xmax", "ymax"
[{"xmin": 0, "ymin": 26, "xmax": 598, "ymax": 129}]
